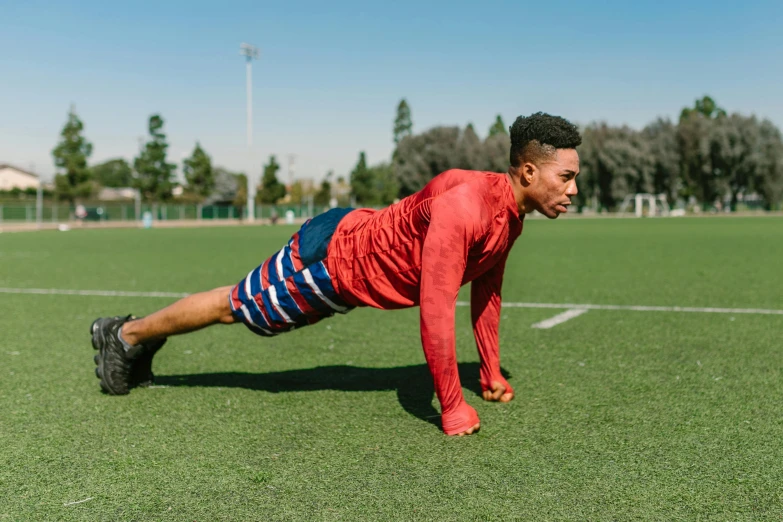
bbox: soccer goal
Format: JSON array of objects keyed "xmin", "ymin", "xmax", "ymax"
[{"xmin": 617, "ymin": 193, "xmax": 670, "ymax": 217}]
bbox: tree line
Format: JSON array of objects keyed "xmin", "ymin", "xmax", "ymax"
[
  {"xmin": 355, "ymin": 96, "xmax": 781, "ymax": 211},
  {"xmin": 48, "ymin": 95, "xmax": 783, "ymax": 211},
  {"xmin": 578, "ymin": 97, "xmax": 783, "ymax": 211},
  {"xmin": 48, "ymin": 107, "xmax": 338, "ymax": 207},
  {"xmin": 51, "ymin": 109, "xmax": 240, "ymax": 206}
]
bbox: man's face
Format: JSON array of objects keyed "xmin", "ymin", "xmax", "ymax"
[{"xmin": 525, "ymin": 148, "xmax": 580, "ymax": 219}]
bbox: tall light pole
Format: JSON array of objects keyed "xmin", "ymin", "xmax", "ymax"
[
  {"xmin": 287, "ymin": 154, "xmax": 296, "ymax": 187},
  {"xmin": 32, "ymin": 163, "xmax": 42, "ymax": 229},
  {"xmin": 240, "ymin": 43, "xmax": 259, "ymax": 221}
]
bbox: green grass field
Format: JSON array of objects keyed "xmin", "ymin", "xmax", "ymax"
[{"xmin": 1, "ymin": 217, "xmax": 782, "ymax": 520}]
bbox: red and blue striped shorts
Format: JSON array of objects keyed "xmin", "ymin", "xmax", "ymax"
[{"xmin": 229, "ymin": 210, "xmax": 355, "ymax": 336}]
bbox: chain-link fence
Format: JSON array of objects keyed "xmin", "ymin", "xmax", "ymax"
[{"xmin": 0, "ymin": 202, "xmax": 333, "ymax": 223}]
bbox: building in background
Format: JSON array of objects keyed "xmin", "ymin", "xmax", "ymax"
[
  {"xmin": 97, "ymin": 187, "xmax": 140, "ymax": 201},
  {"xmin": 0, "ymin": 164, "xmax": 40, "ymax": 191}
]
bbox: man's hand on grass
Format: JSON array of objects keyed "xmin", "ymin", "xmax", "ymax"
[
  {"xmin": 482, "ymin": 380, "xmax": 514, "ymax": 403},
  {"xmin": 442, "ymin": 401, "xmax": 481, "ymax": 436},
  {"xmin": 453, "ymin": 422, "xmax": 481, "ymax": 436}
]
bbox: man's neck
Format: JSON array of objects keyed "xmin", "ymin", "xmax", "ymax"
[{"xmin": 505, "ymin": 171, "xmax": 530, "ymax": 215}]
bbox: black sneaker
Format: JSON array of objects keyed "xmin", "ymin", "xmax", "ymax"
[
  {"xmin": 130, "ymin": 329, "xmax": 166, "ymax": 388},
  {"xmin": 91, "ymin": 315, "xmax": 167, "ymax": 394}
]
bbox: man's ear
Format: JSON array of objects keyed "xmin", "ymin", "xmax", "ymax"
[{"xmin": 519, "ymin": 162, "xmax": 536, "ymax": 185}]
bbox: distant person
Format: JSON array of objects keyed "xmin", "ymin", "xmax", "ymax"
[
  {"xmin": 75, "ymin": 204, "xmax": 87, "ymax": 222},
  {"xmin": 90, "ymin": 113, "xmax": 582, "ymax": 436}
]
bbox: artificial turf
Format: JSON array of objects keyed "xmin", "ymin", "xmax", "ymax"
[{"xmin": 1, "ymin": 217, "xmax": 782, "ymax": 520}]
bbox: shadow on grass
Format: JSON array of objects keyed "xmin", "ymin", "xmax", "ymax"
[{"xmin": 156, "ymin": 363, "xmax": 511, "ymax": 429}]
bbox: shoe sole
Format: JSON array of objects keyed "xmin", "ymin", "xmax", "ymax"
[{"xmin": 91, "ymin": 318, "xmax": 124, "ymax": 395}]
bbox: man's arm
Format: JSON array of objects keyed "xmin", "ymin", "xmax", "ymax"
[
  {"xmin": 471, "ymin": 250, "xmax": 514, "ymax": 402},
  {"xmin": 419, "ymin": 187, "xmax": 487, "ymax": 435}
]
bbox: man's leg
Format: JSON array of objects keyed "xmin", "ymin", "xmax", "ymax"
[
  {"xmin": 120, "ymin": 286, "xmax": 236, "ymax": 345},
  {"xmin": 92, "ymin": 208, "xmax": 355, "ymax": 396},
  {"xmin": 92, "ymin": 285, "xmax": 238, "ymax": 395}
]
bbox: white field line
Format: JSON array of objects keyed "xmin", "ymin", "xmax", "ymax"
[
  {"xmin": 64, "ymin": 497, "xmax": 94, "ymax": 506},
  {"xmin": 0, "ymin": 287, "xmax": 188, "ymax": 298},
  {"xmin": 531, "ymin": 309, "xmax": 589, "ymax": 329},
  {"xmin": 483, "ymin": 301, "xmax": 783, "ymax": 316},
  {"xmin": 1, "ymin": 287, "xmax": 782, "ymax": 316}
]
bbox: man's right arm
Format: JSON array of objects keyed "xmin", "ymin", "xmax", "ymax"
[{"xmin": 418, "ymin": 187, "xmax": 487, "ymax": 435}]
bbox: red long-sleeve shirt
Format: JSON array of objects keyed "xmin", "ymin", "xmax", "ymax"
[{"xmin": 326, "ymin": 169, "xmax": 524, "ymax": 434}]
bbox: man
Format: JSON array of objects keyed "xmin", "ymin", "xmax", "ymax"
[{"xmin": 91, "ymin": 112, "xmax": 581, "ymax": 436}]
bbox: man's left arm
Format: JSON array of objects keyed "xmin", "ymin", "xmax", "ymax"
[{"xmin": 471, "ymin": 249, "xmax": 514, "ymax": 402}]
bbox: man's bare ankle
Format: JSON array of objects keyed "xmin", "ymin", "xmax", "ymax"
[{"xmin": 120, "ymin": 322, "xmax": 142, "ymax": 346}]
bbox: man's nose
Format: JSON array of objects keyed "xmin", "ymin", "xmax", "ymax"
[{"xmin": 566, "ymin": 179, "xmax": 578, "ymax": 197}]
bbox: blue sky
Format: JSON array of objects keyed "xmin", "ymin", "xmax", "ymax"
[{"xmin": 1, "ymin": 0, "xmax": 781, "ymax": 182}]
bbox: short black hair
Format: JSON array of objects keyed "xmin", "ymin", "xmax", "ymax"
[{"xmin": 509, "ymin": 112, "xmax": 582, "ymax": 167}]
